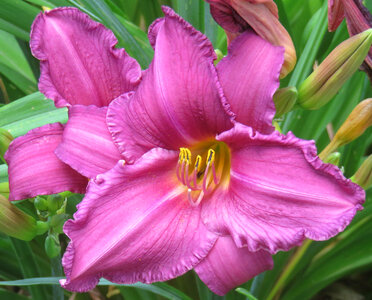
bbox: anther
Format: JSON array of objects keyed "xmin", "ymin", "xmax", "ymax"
[
  {"xmin": 195, "ymin": 155, "xmax": 202, "ymax": 171},
  {"xmin": 207, "ymin": 149, "xmax": 215, "ymax": 163},
  {"xmin": 185, "ymin": 148, "xmax": 191, "ymax": 163}
]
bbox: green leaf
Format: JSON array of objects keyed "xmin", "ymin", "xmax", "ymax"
[
  {"xmin": 235, "ymin": 287, "xmax": 259, "ymax": 300},
  {"xmin": 0, "ymin": 29, "xmax": 37, "ymax": 93},
  {"xmin": 172, "ymin": 0, "xmax": 204, "ymax": 32},
  {"xmin": 250, "ymin": 251, "xmax": 294, "ymax": 299},
  {"xmin": 282, "ymin": 1, "xmax": 328, "ymax": 132},
  {"xmin": 281, "ymin": 225, "xmax": 372, "ymax": 300},
  {"xmin": 0, "ymin": 0, "xmax": 40, "ymax": 41},
  {"xmin": 0, "ymin": 277, "xmax": 192, "ymax": 300},
  {"xmin": 22, "ymin": 0, "xmax": 57, "ymax": 9},
  {"xmin": 0, "ymin": 92, "xmax": 67, "ymax": 138},
  {"xmin": 203, "ymin": 3, "xmax": 219, "ymax": 47},
  {"xmin": 0, "ymin": 18, "xmax": 29, "ymax": 41},
  {"xmin": 9, "ymin": 238, "xmax": 49, "ymax": 300},
  {"xmin": 138, "ymin": 0, "xmax": 163, "ymax": 28},
  {"xmin": 0, "ymin": 164, "xmax": 8, "ymax": 183},
  {"xmin": 118, "ymin": 286, "xmax": 156, "ymax": 300},
  {"xmin": 0, "ymin": 288, "xmax": 29, "ymax": 300}
]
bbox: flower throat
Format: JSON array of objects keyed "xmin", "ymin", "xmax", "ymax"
[{"xmin": 176, "ymin": 141, "xmax": 231, "ymax": 207}]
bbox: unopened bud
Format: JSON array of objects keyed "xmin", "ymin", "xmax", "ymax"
[
  {"xmin": 36, "ymin": 221, "xmax": 49, "ymax": 235},
  {"xmin": 0, "ymin": 195, "xmax": 37, "ymax": 241},
  {"xmin": 298, "ymin": 29, "xmax": 372, "ymax": 110},
  {"xmin": 319, "ymin": 99, "xmax": 372, "ymax": 160},
  {"xmin": 0, "ymin": 128, "xmax": 13, "ymax": 162},
  {"xmin": 274, "ymin": 87, "xmax": 298, "ymax": 116},
  {"xmin": 323, "ymin": 152, "xmax": 341, "ymax": 166},
  {"xmin": 34, "ymin": 196, "xmax": 48, "ymax": 211},
  {"xmin": 351, "ymin": 155, "xmax": 372, "ymax": 190},
  {"xmin": 47, "ymin": 194, "xmax": 63, "ymax": 214},
  {"xmin": 334, "ymin": 98, "xmax": 372, "ymax": 144},
  {"xmin": 45, "ymin": 233, "xmax": 61, "ymax": 258}
]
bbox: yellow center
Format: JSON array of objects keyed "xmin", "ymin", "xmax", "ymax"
[{"xmin": 176, "ymin": 141, "xmax": 231, "ymax": 206}]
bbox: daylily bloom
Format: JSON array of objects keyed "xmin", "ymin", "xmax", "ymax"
[
  {"xmin": 5, "ymin": 8, "xmax": 142, "ymax": 200},
  {"xmin": 205, "ymin": 0, "xmax": 297, "ymax": 77},
  {"xmin": 59, "ymin": 7, "xmax": 364, "ymax": 295},
  {"xmin": 328, "ymin": 0, "xmax": 372, "ymax": 79}
]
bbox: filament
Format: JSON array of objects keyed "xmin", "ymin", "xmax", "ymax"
[{"xmin": 178, "ymin": 147, "xmax": 223, "ymax": 206}]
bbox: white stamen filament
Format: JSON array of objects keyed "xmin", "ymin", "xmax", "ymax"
[{"xmin": 177, "ymin": 147, "xmax": 221, "ymax": 206}]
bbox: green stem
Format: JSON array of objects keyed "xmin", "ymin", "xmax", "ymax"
[
  {"xmin": 266, "ymin": 240, "xmax": 313, "ymax": 300},
  {"xmin": 50, "ymin": 255, "xmax": 64, "ymax": 300}
]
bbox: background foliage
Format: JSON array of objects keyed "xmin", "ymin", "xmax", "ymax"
[{"xmin": 0, "ymin": 0, "xmax": 371, "ymax": 299}]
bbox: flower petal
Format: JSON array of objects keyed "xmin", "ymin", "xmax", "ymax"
[
  {"xmin": 4, "ymin": 123, "xmax": 87, "ymax": 201},
  {"xmin": 208, "ymin": 0, "xmax": 296, "ymax": 77},
  {"xmin": 217, "ymin": 30, "xmax": 283, "ymax": 134},
  {"xmin": 201, "ymin": 124, "xmax": 365, "ymax": 254},
  {"xmin": 55, "ymin": 105, "xmax": 121, "ymax": 178},
  {"xmin": 30, "ymin": 7, "xmax": 141, "ymax": 108},
  {"xmin": 61, "ymin": 148, "xmax": 217, "ymax": 292},
  {"xmin": 107, "ymin": 7, "xmax": 232, "ymax": 163},
  {"xmin": 194, "ymin": 236, "xmax": 273, "ymax": 296},
  {"xmin": 328, "ymin": 0, "xmax": 345, "ymax": 31}
]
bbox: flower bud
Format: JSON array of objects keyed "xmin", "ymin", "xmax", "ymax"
[
  {"xmin": 319, "ymin": 99, "xmax": 372, "ymax": 160},
  {"xmin": 0, "ymin": 195, "xmax": 37, "ymax": 241},
  {"xmin": 298, "ymin": 29, "xmax": 372, "ymax": 110},
  {"xmin": 47, "ymin": 194, "xmax": 63, "ymax": 214},
  {"xmin": 34, "ymin": 196, "xmax": 48, "ymax": 211},
  {"xmin": 36, "ymin": 221, "xmax": 49, "ymax": 235},
  {"xmin": 45, "ymin": 233, "xmax": 61, "ymax": 258},
  {"xmin": 351, "ymin": 155, "xmax": 372, "ymax": 190},
  {"xmin": 0, "ymin": 128, "xmax": 13, "ymax": 162},
  {"xmin": 323, "ymin": 152, "xmax": 341, "ymax": 166},
  {"xmin": 333, "ymin": 98, "xmax": 372, "ymax": 144},
  {"xmin": 207, "ymin": 0, "xmax": 296, "ymax": 77},
  {"xmin": 273, "ymin": 87, "xmax": 298, "ymax": 116}
]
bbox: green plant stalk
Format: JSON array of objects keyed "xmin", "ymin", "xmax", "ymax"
[
  {"xmin": 266, "ymin": 239, "xmax": 313, "ymax": 300},
  {"xmin": 50, "ymin": 255, "xmax": 63, "ymax": 300},
  {"xmin": 9, "ymin": 238, "xmax": 49, "ymax": 300}
]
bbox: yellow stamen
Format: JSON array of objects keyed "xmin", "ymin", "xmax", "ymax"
[
  {"xmin": 184, "ymin": 148, "xmax": 191, "ymax": 164},
  {"xmin": 207, "ymin": 149, "xmax": 215, "ymax": 164},
  {"xmin": 194, "ymin": 155, "xmax": 202, "ymax": 171},
  {"xmin": 176, "ymin": 143, "xmax": 230, "ymax": 206}
]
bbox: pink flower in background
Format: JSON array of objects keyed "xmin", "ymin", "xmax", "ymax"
[
  {"xmin": 328, "ymin": 0, "xmax": 372, "ymax": 79},
  {"xmin": 205, "ymin": 0, "xmax": 297, "ymax": 78},
  {"xmin": 5, "ymin": 8, "xmax": 142, "ymax": 200},
  {"xmin": 54, "ymin": 7, "xmax": 364, "ymax": 295}
]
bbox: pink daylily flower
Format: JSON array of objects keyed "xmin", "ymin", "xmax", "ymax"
[
  {"xmin": 57, "ymin": 7, "xmax": 365, "ymax": 295},
  {"xmin": 328, "ymin": 0, "xmax": 372, "ymax": 79},
  {"xmin": 5, "ymin": 8, "xmax": 142, "ymax": 200}
]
